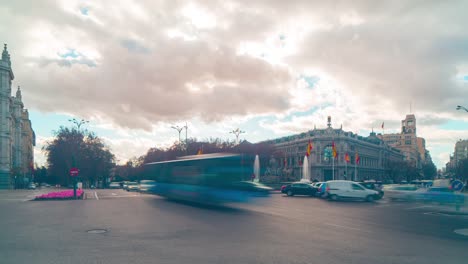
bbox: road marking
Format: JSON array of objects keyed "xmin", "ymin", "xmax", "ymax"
[
  {"xmin": 94, "ymin": 192, "xmax": 99, "ymax": 200},
  {"xmin": 111, "ymin": 193, "xmax": 117, "ymax": 196},
  {"xmin": 324, "ymin": 223, "xmax": 362, "ymax": 231},
  {"xmin": 454, "ymin": 229, "xmax": 468, "ymax": 236},
  {"xmin": 405, "ymin": 205, "xmax": 432, "ymax": 210}
]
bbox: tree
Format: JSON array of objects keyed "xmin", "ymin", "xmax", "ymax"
[
  {"xmin": 422, "ymin": 161, "xmax": 437, "ymax": 180},
  {"xmin": 43, "ymin": 126, "xmax": 115, "ymax": 187},
  {"xmin": 456, "ymin": 158, "xmax": 468, "ymax": 183}
]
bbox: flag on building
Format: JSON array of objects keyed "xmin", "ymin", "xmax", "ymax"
[
  {"xmin": 306, "ymin": 139, "xmax": 313, "ymax": 157},
  {"xmin": 381, "ymin": 122, "xmax": 384, "ymax": 129},
  {"xmin": 332, "ymin": 141, "xmax": 338, "ymax": 158},
  {"xmin": 345, "ymin": 152, "xmax": 350, "ymax": 163},
  {"xmin": 355, "ymin": 151, "xmax": 360, "ymax": 165}
]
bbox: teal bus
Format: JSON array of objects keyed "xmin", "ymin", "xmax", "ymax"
[{"xmin": 143, "ymin": 153, "xmax": 272, "ymax": 204}]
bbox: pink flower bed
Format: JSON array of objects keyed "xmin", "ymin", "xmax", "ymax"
[{"xmin": 35, "ymin": 189, "xmax": 84, "ymax": 200}]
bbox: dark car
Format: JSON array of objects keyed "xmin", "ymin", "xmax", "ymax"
[
  {"xmin": 281, "ymin": 182, "xmax": 317, "ymax": 197},
  {"xmin": 312, "ymin": 182, "xmax": 325, "ymax": 197},
  {"xmin": 358, "ymin": 182, "xmax": 384, "ymax": 199}
]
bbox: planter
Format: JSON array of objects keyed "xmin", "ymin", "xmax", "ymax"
[{"xmin": 34, "ymin": 189, "xmax": 84, "ymax": 200}]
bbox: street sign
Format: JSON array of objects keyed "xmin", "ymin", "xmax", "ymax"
[
  {"xmin": 451, "ymin": 180, "xmax": 464, "ymax": 191},
  {"xmin": 70, "ymin": 167, "xmax": 79, "ymax": 177}
]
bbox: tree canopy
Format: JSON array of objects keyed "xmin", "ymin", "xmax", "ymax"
[{"xmin": 43, "ymin": 127, "xmax": 115, "ymax": 186}]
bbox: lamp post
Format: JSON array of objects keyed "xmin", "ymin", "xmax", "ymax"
[
  {"xmin": 68, "ymin": 118, "xmax": 88, "ymax": 197},
  {"xmin": 230, "ymin": 128, "xmax": 245, "ymax": 144},
  {"xmin": 456, "ymin": 105, "xmax": 468, "ymax": 112},
  {"xmin": 68, "ymin": 118, "xmax": 89, "ymax": 130},
  {"xmin": 171, "ymin": 125, "xmax": 184, "ymax": 149}
]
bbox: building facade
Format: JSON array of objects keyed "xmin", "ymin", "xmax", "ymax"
[
  {"xmin": 446, "ymin": 139, "xmax": 468, "ymax": 172},
  {"xmin": 265, "ymin": 117, "xmax": 404, "ymax": 182},
  {"xmin": 0, "ymin": 44, "xmax": 35, "ymax": 189},
  {"xmin": 379, "ymin": 114, "xmax": 427, "ymax": 169}
]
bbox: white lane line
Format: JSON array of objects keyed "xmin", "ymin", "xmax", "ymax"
[
  {"xmin": 454, "ymin": 229, "xmax": 468, "ymax": 236},
  {"xmin": 405, "ymin": 205, "xmax": 432, "ymax": 210},
  {"xmin": 111, "ymin": 193, "xmax": 117, "ymax": 196},
  {"xmin": 94, "ymin": 192, "xmax": 99, "ymax": 200},
  {"xmin": 324, "ymin": 223, "xmax": 362, "ymax": 231}
]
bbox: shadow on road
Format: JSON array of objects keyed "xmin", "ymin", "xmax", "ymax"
[{"xmin": 147, "ymin": 196, "xmax": 252, "ymax": 214}]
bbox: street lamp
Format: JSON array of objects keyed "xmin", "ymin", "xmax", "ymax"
[
  {"xmin": 230, "ymin": 128, "xmax": 245, "ymax": 144},
  {"xmin": 171, "ymin": 125, "xmax": 184, "ymax": 146},
  {"xmin": 456, "ymin": 105, "xmax": 468, "ymax": 112},
  {"xmin": 68, "ymin": 118, "xmax": 89, "ymax": 130}
]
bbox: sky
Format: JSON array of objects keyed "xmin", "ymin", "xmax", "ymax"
[{"xmin": 0, "ymin": 0, "xmax": 467, "ymax": 169}]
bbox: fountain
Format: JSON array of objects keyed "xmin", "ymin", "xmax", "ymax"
[
  {"xmin": 253, "ymin": 155, "xmax": 260, "ymax": 183},
  {"xmin": 301, "ymin": 156, "xmax": 310, "ymax": 182}
]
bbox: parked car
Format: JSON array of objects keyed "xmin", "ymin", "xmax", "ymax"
[
  {"xmin": 138, "ymin": 180, "xmax": 156, "ymax": 193},
  {"xmin": 122, "ymin": 181, "xmax": 130, "ymax": 190},
  {"xmin": 109, "ymin": 182, "xmax": 121, "ymax": 189},
  {"xmin": 322, "ymin": 180, "xmax": 380, "ymax": 202},
  {"xmin": 358, "ymin": 181, "xmax": 384, "ymax": 199},
  {"xmin": 281, "ymin": 182, "xmax": 317, "ymax": 197},
  {"xmin": 125, "ymin": 182, "xmax": 139, "ymax": 192},
  {"xmin": 27, "ymin": 183, "xmax": 36, "ymax": 190},
  {"xmin": 383, "ymin": 184, "xmax": 420, "ymax": 201}
]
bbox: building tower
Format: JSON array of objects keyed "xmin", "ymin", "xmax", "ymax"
[
  {"xmin": 0, "ymin": 44, "xmax": 14, "ymax": 188},
  {"xmin": 0, "ymin": 44, "xmax": 35, "ymax": 189}
]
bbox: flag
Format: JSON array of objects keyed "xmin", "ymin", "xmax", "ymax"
[
  {"xmin": 283, "ymin": 158, "xmax": 287, "ymax": 167},
  {"xmin": 381, "ymin": 122, "xmax": 384, "ymax": 129},
  {"xmin": 355, "ymin": 151, "xmax": 360, "ymax": 165},
  {"xmin": 345, "ymin": 152, "xmax": 350, "ymax": 163},
  {"xmin": 306, "ymin": 139, "xmax": 313, "ymax": 157},
  {"xmin": 332, "ymin": 141, "xmax": 338, "ymax": 158}
]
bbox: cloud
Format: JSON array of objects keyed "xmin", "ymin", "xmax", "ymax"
[
  {"xmin": 2, "ymin": 0, "xmax": 467, "ymax": 169},
  {"xmin": 1, "ymin": 0, "xmax": 295, "ymax": 131}
]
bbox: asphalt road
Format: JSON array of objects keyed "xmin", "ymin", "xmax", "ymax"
[{"xmin": 1, "ymin": 188, "xmax": 467, "ymax": 264}]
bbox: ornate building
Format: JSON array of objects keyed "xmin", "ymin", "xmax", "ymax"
[
  {"xmin": 265, "ymin": 117, "xmax": 404, "ymax": 182},
  {"xmin": 379, "ymin": 114, "xmax": 429, "ymax": 169},
  {"xmin": 0, "ymin": 44, "xmax": 35, "ymax": 189}
]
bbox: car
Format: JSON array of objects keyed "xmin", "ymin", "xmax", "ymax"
[
  {"xmin": 322, "ymin": 180, "xmax": 380, "ymax": 202},
  {"xmin": 383, "ymin": 184, "xmax": 421, "ymax": 201},
  {"xmin": 420, "ymin": 186, "xmax": 465, "ymax": 205},
  {"xmin": 125, "ymin": 182, "xmax": 139, "ymax": 191},
  {"xmin": 122, "ymin": 181, "xmax": 130, "ymax": 190},
  {"xmin": 27, "ymin": 183, "xmax": 36, "ymax": 190},
  {"xmin": 358, "ymin": 181, "xmax": 384, "ymax": 199},
  {"xmin": 312, "ymin": 182, "xmax": 325, "ymax": 197},
  {"xmin": 138, "ymin": 180, "xmax": 156, "ymax": 193},
  {"xmin": 109, "ymin": 182, "xmax": 121, "ymax": 189},
  {"xmin": 281, "ymin": 182, "xmax": 317, "ymax": 197}
]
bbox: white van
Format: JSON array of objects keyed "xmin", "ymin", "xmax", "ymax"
[{"xmin": 322, "ymin": 180, "xmax": 379, "ymax": 202}]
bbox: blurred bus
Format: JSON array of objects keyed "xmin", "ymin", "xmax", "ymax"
[{"xmin": 143, "ymin": 153, "xmax": 272, "ymax": 204}]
